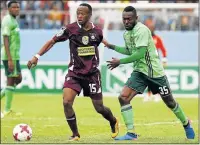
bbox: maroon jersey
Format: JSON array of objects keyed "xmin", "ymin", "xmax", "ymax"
[{"xmin": 52, "ymin": 22, "xmax": 103, "ymax": 75}]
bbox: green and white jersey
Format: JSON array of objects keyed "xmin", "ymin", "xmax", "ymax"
[
  {"xmin": 1, "ymin": 14, "xmax": 20, "ymax": 60},
  {"xmin": 123, "ymin": 22, "xmax": 165, "ymax": 78}
]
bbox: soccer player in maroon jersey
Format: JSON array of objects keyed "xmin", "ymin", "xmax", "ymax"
[{"xmin": 27, "ymin": 3, "xmax": 118, "ymax": 141}]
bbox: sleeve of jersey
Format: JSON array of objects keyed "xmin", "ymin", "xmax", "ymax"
[
  {"xmin": 119, "ymin": 46, "xmax": 146, "ymax": 64},
  {"xmin": 2, "ymin": 17, "xmax": 11, "ymax": 36},
  {"xmin": 52, "ymin": 27, "xmax": 69, "ymax": 42},
  {"xmin": 114, "ymin": 46, "xmax": 130, "ymax": 55},
  {"xmin": 135, "ymin": 28, "xmax": 149, "ymax": 47}
]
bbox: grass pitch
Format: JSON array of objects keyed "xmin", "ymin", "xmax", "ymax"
[{"xmin": 1, "ymin": 94, "xmax": 199, "ymax": 144}]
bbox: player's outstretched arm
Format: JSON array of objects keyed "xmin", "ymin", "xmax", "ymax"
[
  {"xmin": 27, "ymin": 39, "xmax": 55, "ymax": 69},
  {"xmin": 102, "ymin": 38, "xmax": 130, "ymax": 55},
  {"xmin": 120, "ymin": 46, "xmax": 146, "ymax": 64},
  {"xmin": 107, "ymin": 46, "xmax": 147, "ymax": 70}
]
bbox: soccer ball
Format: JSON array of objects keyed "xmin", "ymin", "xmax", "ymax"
[{"xmin": 13, "ymin": 123, "xmax": 32, "ymax": 141}]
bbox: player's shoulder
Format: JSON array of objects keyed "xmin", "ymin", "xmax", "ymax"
[
  {"xmin": 134, "ymin": 22, "xmax": 149, "ymax": 33},
  {"xmin": 93, "ymin": 24, "xmax": 102, "ymax": 30},
  {"xmin": 2, "ymin": 14, "xmax": 12, "ymax": 24},
  {"xmin": 93, "ymin": 24, "xmax": 103, "ymax": 33},
  {"xmin": 65, "ymin": 22, "xmax": 79, "ymax": 30}
]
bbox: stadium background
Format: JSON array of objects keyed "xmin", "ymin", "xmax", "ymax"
[{"xmin": 1, "ymin": 0, "xmax": 199, "ymax": 144}]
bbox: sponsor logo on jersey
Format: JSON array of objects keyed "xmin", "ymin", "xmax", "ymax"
[
  {"xmin": 77, "ymin": 46, "xmax": 95, "ymax": 56},
  {"xmin": 89, "ymin": 33, "xmax": 96, "ymax": 41}
]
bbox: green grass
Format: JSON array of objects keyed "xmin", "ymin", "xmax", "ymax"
[{"xmin": 1, "ymin": 94, "xmax": 199, "ymax": 144}]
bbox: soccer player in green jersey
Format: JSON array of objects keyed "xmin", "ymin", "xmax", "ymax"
[
  {"xmin": 103, "ymin": 6, "xmax": 195, "ymax": 140},
  {"xmin": 1, "ymin": 1, "xmax": 22, "ymax": 117}
]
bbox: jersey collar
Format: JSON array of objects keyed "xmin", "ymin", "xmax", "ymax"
[{"xmin": 77, "ymin": 21, "xmax": 95, "ymax": 29}]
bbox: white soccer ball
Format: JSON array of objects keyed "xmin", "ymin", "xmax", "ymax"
[{"xmin": 13, "ymin": 123, "xmax": 32, "ymax": 141}]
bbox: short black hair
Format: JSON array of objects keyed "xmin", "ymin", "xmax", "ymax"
[
  {"xmin": 79, "ymin": 3, "xmax": 92, "ymax": 14},
  {"xmin": 7, "ymin": 0, "xmax": 19, "ymax": 8},
  {"xmin": 123, "ymin": 6, "xmax": 137, "ymax": 16}
]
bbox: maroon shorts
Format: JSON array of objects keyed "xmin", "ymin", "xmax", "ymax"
[{"xmin": 63, "ymin": 70, "xmax": 102, "ymax": 100}]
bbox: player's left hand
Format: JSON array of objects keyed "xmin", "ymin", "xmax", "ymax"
[{"xmin": 106, "ymin": 57, "xmax": 120, "ymax": 70}]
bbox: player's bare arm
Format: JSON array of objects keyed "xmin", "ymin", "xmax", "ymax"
[
  {"xmin": 102, "ymin": 38, "xmax": 115, "ymax": 50},
  {"xmin": 3, "ymin": 35, "xmax": 14, "ymax": 72},
  {"xmin": 27, "ymin": 39, "xmax": 55, "ymax": 69},
  {"xmin": 103, "ymin": 39, "xmax": 131, "ymax": 55}
]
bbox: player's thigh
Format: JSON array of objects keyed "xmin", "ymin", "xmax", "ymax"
[
  {"xmin": 125, "ymin": 71, "xmax": 147, "ymax": 94},
  {"xmin": 63, "ymin": 74, "xmax": 82, "ymax": 94},
  {"xmin": 63, "ymin": 75, "xmax": 82, "ymax": 103},
  {"xmin": 82, "ymin": 71, "xmax": 102, "ymax": 100},
  {"xmin": 148, "ymin": 75, "xmax": 172, "ymax": 97}
]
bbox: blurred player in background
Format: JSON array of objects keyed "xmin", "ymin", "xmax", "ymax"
[
  {"xmin": 27, "ymin": 3, "xmax": 118, "ymax": 141},
  {"xmin": 1, "ymin": 0, "xmax": 22, "ymax": 118},
  {"xmin": 103, "ymin": 6, "xmax": 195, "ymax": 140},
  {"xmin": 144, "ymin": 20, "xmax": 168, "ymax": 102}
]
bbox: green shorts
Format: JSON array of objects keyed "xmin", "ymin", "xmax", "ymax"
[
  {"xmin": 2, "ymin": 60, "xmax": 21, "ymax": 77},
  {"xmin": 125, "ymin": 71, "xmax": 172, "ymax": 96}
]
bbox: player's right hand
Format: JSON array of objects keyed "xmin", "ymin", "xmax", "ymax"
[
  {"xmin": 8, "ymin": 60, "xmax": 14, "ymax": 73},
  {"xmin": 27, "ymin": 57, "xmax": 38, "ymax": 69}
]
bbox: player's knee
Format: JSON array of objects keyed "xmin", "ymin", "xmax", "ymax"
[
  {"xmin": 167, "ymin": 100, "xmax": 176, "ymax": 109},
  {"xmin": 118, "ymin": 94, "xmax": 129, "ymax": 105},
  {"xmin": 63, "ymin": 99, "xmax": 72, "ymax": 106},
  {"xmin": 162, "ymin": 95, "xmax": 177, "ymax": 109},
  {"xmin": 15, "ymin": 77, "xmax": 22, "ymax": 85}
]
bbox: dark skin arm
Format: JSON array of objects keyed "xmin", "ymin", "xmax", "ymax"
[
  {"xmin": 102, "ymin": 38, "xmax": 115, "ymax": 50},
  {"xmin": 4, "ymin": 36, "xmax": 14, "ymax": 72},
  {"xmin": 27, "ymin": 39, "xmax": 55, "ymax": 69}
]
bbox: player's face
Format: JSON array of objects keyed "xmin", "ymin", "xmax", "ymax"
[
  {"xmin": 122, "ymin": 11, "xmax": 137, "ymax": 30},
  {"xmin": 77, "ymin": 6, "xmax": 91, "ymax": 25},
  {"xmin": 9, "ymin": 3, "xmax": 20, "ymax": 17}
]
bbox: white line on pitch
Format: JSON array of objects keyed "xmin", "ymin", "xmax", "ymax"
[{"xmin": 2, "ymin": 120, "xmax": 198, "ymax": 128}]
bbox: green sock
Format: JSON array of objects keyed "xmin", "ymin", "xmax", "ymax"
[
  {"xmin": 1, "ymin": 88, "xmax": 6, "ymax": 99},
  {"xmin": 172, "ymin": 103, "xmax": 188, "ymax": 126},
  {"xmin": 4, "ymin": 86, "xmax": 15, "ymax": 112},
  {"xmin": 121, "ymin": 104, "xmax": 134, "ymax": 133}
]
